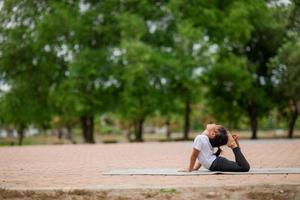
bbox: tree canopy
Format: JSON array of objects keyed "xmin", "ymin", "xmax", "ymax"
[{"xmin": 0, "ymin": 0, "xmax": 299, "ymax": 144}]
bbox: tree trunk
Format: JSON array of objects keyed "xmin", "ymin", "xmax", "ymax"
[
  {"xmin": 66, "ymin": 125, "xmax": 73, "ymax": 141},
  {"xmin": 166, "ymin": 119, "xmax": 171, "ymax": 140},
  {"xmin": 17, "ymin": 124, "xmax": 25, "ymax": 146},
  {"xmin": 288, "ymin": 100, "xmax": 299, "ymax": 138},
  {"xmin": 81, "ymin": 117, "xmax": 88, "ymax": 142},
  {"xmin": 41, "ymin": 124, "xmax": 48, "ymax": 135},
  {"xmin": 134, "ymin": 118, "xmax": 144, "ymax": 142},
  {"xmin": 81, "ymin": 116, "xmax": 95, "ymax": 143},
  {"xmin": 248, "ymin": 106, "xmax": 258, "ymax": 139},
  {"xmin": 126, "ymin": 128, "xmax": 132, "ymax": 142},
  {"xmin": 183, "ymin": 100, "xmax": 191, "ymax": 140},
  {"xmin": 58, "ymin": 128, "xmax": 63, "ymax": 139}
]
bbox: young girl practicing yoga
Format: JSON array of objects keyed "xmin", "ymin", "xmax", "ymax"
[{"xmin": 180, "ymin": 124, "xmax": 250, "ymax": 172}]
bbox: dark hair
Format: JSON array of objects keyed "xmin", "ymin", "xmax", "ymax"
[{"xmin": 209, "ymin": 126, "xmax": 228, "ymax": 156}]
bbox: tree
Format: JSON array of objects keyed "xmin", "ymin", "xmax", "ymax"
[
  {"xmin": 172, "ymin": 0, "xmax": 287, "ymax": 138},
  {"xmin": 118, "ymin": 40, "xmax": 163, "ymax": 141},
  {"xmin": 169, "ymin": 21, "xmax": 212, "ymax": 140},
  {"xmin": 34, "ymin": 1, "xmax": 123, "ymax": 143},
  {"xmin": 115, "ymin": 2, "xmax": 176, "ymax": 141},
  {"xmin": 0, "ymin": 0, "xmax": 53, "ymax": 145},
  {"xmin": 203, "ymin": 54, "xmax": 252, "ymax": 129},
  {"xmin": 270, "ymin": 37, "xmax": 300, "ymax": 138}
]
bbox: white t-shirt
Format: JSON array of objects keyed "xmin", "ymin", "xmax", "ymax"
[{"xmin": 192, "ymin": 132, "xmax": 216, "ymax": 169}]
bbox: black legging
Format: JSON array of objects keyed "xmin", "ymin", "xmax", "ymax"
[{"xmin": 209, "ymin": 147, "xmax": 250, "ymax": 172}]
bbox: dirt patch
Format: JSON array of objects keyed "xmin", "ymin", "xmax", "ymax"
[{"xmin": 1, "ymin": 184, "xmax": 300, "ymax": 200}]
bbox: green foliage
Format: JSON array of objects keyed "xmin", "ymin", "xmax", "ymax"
[
  {"xmin": 0, "ymin": 0, "xmax": 53, "ymax": 130},
  {"xmin": 0, "ymin": 0, "xmax": 298, "ymax": 143},
  {"xmin": 118, "ymin": 40, "xmax": 161, "ymax": 121},
  {"xmin": 270, "ymin": 37, "xmax": 300, "ymax": 100},
  {"xmin": 198, "ymin": 0, "xmax": 287, "ymax": 136},
  {"xmin": 203, "ymin": 54, "xmax": 251, "ymax": 125}
]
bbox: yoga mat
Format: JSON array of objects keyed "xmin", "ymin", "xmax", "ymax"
[{"xmin": 103, "ymin": 168, "xmax": 300, "ymax": 176}]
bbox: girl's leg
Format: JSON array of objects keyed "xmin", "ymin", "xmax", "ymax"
[
  {"xmin": 232, "ymin": 147, "xmax": 249, "ymax": 170},
  {"xmin": 210, "ymin": 147, "xmax": 250, "ymax": 172}
]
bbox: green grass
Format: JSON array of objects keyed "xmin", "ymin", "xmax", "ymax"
[
  {"xmin": 0, "ymin": 129, "xmax": 299, "ymax": 147},
  {"xmin": 159, "ymin": 188, "xmax": 177, "ymax": 194}
]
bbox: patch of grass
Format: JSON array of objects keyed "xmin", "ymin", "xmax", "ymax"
[
  {"xmin": 1, "ymin": 129, "xmax": 300, "ymax": 147},
  {"xmin": 0, "ymin": 136, "xmax": 19, "ymax": 146},
  {"xmin": 159, "ymin": 188, "xmax": 177, "ymax": 194},
  {"xmin": 0, "ymin": 134, "xmax": 77, "ymax": 147},
  {"xmin": 68, "ymin": 189, "xmax": 93, "ymax": 196}
]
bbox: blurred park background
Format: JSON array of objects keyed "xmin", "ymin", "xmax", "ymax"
[{"xmin": 0, "ymin": 0, "xmax": 299, "ymax": 146}]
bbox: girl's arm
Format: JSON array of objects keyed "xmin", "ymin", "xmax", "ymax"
[
  {"xmin": 179, "ymin": 148, "xmax": 199, "ymax": 172},
  {"xmin": 193, "ymin": 161, "xmax": 202, "ymax": 171}
]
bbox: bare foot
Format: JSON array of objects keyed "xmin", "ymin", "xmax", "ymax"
[{"xmin": 227, "ymin": 132, "xmax": 238, "ymax": 149}]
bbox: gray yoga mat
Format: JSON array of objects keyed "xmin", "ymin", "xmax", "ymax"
[{"xmin": 104, "ymin": 168, "xmax": 300, "ymax": 176}]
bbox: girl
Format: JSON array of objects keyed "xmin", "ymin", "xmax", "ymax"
[{"xmin": 179, "ymin": 124, "xmax": 250, "ymax": 172}]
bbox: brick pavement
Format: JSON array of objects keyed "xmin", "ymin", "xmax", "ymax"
[{"xmin": 0, "ymin": 139, "xmax": 300, "ymax": 190}]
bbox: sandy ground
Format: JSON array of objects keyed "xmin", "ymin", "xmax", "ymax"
[
  {"xmin": 1, "ymin": 139, "xmax": 300, "ymax": 199},
  {"xmin": 1, "ymin": 185, "xmax": 300, "ymax": 200}
]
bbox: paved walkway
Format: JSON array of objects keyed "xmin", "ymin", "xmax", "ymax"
[{"xmin": 0, "ymin": 139, "xmax": 300, "ymax": 190}]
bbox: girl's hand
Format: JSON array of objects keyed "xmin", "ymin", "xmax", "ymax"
[
  {"xmin": 232, "ymin": 134, "xmax": 240, "ymax": 147},
  {"xmin": 227, "ymin": 132, "xmax": 238, "ymax": 148},
  {"xmin": 232, "ymin": 134, "xmax": 239, "ymax": 141},
  {"xmin": 178, "ymin": 168, "xmax": 191, "ymax": 172}
]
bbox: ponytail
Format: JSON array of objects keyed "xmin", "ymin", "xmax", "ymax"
[{"xmin": 214, "ymin": 147, "xmax": 222, "ymax": 156}]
